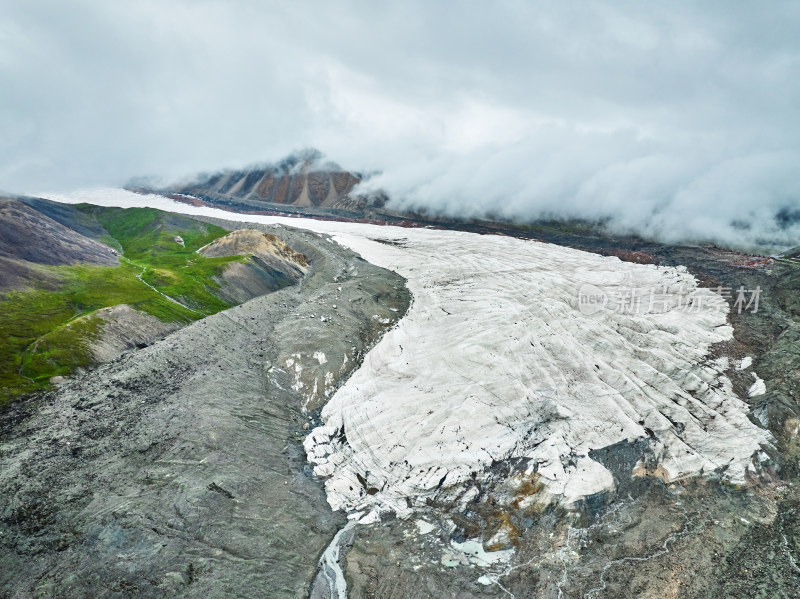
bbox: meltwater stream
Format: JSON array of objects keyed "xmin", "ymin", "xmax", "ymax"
[{"xmin": 310, "ymin": 521, "xmax": 357, "ymax": 599}]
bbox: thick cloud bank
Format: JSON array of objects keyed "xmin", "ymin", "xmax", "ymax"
[{"xmin": 1, "ymin": 1, "xmax": 799, "ymax": 248}]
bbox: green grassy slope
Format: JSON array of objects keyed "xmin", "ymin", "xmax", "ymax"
[{"xmin": 0, "ymin": 205, "xmax": 243, "ymax": 403}]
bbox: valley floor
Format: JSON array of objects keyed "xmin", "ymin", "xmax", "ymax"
[{"xmin": 5, "ymin": 187, "xmax": 797, "ymax": 598}]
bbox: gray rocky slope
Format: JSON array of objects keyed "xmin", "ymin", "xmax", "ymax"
[{"xmin": 0, "ymin": 221, "xmax": 410, "ymax": 598}]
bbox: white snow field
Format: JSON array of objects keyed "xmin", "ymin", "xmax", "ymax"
[{"xmin": 45, "ymin": 189, "xmax": 772, "ymax": 517}]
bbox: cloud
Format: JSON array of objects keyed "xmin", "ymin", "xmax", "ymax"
[{"xmin": 1, "ymin": 0, "xmax": 799, "ymax": 248}]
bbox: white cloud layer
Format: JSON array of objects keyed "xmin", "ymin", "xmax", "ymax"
[{"xmin": 1, "ymin": 1, "xmax": 799, "ymax": 247}]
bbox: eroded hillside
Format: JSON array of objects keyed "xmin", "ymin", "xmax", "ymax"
[
  {"xmin": 0, "ymin": 200, "xmax": 308, "ymax": 402},
  {"xmin": 161, "ymin": 150, "xmax": 387, "ymax": 214}
]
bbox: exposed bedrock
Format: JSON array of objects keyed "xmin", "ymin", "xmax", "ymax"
[
  {"xmin": 0, "ymin": 224, "xmax": 410, "ymax": 598},
  {"xmin": 169, "ymin": 151, "xmax": 379, "ymax": 213},
  {"xmin": 197, "ymin": 228, "xmax": 309, "ymax": 306}
]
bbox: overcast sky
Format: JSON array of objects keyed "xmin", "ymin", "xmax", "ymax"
[{"xmin": 2, "ymin": 1, "xmax": 799, "ymax": 247}]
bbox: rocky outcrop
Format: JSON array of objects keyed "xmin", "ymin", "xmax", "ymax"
[
  {"xmin": 198, "ymin": 228, "xmax": 308, "ymax": 271},
  {"xmin": 198, "ymin": 229, "xmax": 309, "ymax": 304}
]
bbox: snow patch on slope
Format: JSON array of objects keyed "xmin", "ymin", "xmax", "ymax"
[{"xmin": 748, "ymin": 372, "xmax": 766, "ymax": 397}]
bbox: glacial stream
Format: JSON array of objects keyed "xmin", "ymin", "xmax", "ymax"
[{"xmin": 311, "ymin": 521, "xmax": 357, "ymax": 599}]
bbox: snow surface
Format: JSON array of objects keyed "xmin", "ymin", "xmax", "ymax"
[
  {"xmin": 442, "ymin": 539, "xmax": 514, "ymax": 568},
  {"xmin": 44, "ymin": 188, "xmax": 772, "ymax": 515},
  {"xmin": 748, "ymin": 372, "xmax": 767, "ymax": 397}
]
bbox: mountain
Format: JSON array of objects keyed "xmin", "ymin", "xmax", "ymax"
[{"xmin": 162, "ymin": 150, "xmax": 388, "ymax": 214}]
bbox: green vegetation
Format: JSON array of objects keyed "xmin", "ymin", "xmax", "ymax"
[{"xmin": 0, "ymin": 206, "xmax": 242, "ymax": 403}]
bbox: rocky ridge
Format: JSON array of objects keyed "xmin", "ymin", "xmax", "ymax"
[{"xmin": 164, "ymin": 151, "xmax": 387, "ymax": 214}]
